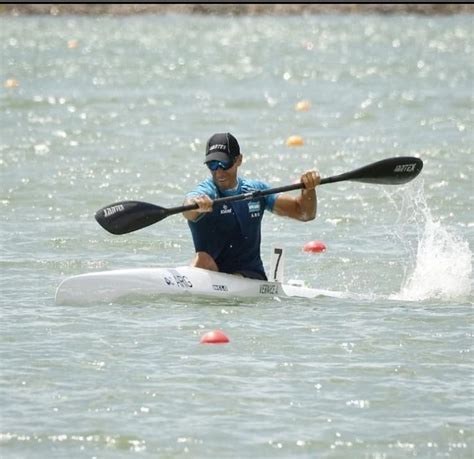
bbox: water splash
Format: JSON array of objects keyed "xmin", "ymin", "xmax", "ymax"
[{"xmin": 391, "ymin": 183, "xmax": 472, "ymax": 302}]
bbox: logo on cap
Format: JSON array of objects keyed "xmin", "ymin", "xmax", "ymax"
[{"xmin": 209, "ymin": 144, "xmax": 227, "ymax": 152}]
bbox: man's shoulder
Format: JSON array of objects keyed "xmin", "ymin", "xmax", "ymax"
[{"xmin": 187, "ymin": 178, "xmax": 217, "ymax": 197}]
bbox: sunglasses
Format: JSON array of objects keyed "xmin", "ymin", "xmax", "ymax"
[{"xmin": 206, "ymin": 159, "xmax": 234, "ymax": 171}]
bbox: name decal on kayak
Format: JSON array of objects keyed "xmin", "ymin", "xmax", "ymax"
[
  {"xmin": 212, "ymin": 284, "xmax": 228, "ymax": 292},
  {"xmin": 164, "ymin": 274, "xmax": 193, "ymax": 288},
  {"xmin": 259, "ymin": 284, "xmax": 279, "ymax": 295},
  {"xmin": 103, "ymin": 204, "xmax": 125, "ymax": 217},
  {"xmin": 394, "ymin": 163, "xmax": 416, "ymax": 173}
]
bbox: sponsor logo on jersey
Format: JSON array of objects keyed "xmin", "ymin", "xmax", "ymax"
[
  {"xmin": 248, "ymin": 201, "xmax": 261, "ymax": 218},
  {"xmin": 220, "ymin": 204, "xmax": 232, "ymax": 215}
]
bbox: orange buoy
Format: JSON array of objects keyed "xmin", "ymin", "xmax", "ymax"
[
  {"xmin": 200, "ymin": 330, "xmax": 230, "ymax": 344},
  {"xmin": 67, "ymin": 39, "xmax": 79, "ymax": 49},
  {"xmin": 303, "ymin": 240, "xmax": 327, "ymax": 253},
  {"xmin": 4, "ymin": 79, "xmax": 19, "ymax": 89},
  {"xmin": 295, "ymin": 100, "xmax": 311, "ymax": 112},
  {"xmin": 286, "ymin": 135, "xmax": 304, "ymax": 147}
]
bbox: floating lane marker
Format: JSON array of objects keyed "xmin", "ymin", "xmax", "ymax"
[
  {"xmin": 295, "ymin": 100, "xmax": 311, "ymax": 111},
  {"xmin": 67, "ymin": 39, "xmax": 79, "ymax": 49},
  {"xmin": 286, "ymin": 135, "xmax": 304, "ymax": 147},
  {"xmin": 303, "ymin": 240, "xmax": 327, "ymax": 253},
  {"xmin": 200, "ymin": 330, "xmax": 230, "ymax": 344},
  {"xmin": 4, "ymin": 79, "xmax": 19, "ymax": 89}
]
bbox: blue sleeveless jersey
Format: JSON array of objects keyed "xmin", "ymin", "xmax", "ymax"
[{"xmin": 186, "ymin": 177, "xmax": 277, "ymax": 279}]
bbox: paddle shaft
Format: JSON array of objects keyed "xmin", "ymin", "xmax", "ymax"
[{"xmin": 166, "ymin": 182, "xmax": 304, "ymax": 217}]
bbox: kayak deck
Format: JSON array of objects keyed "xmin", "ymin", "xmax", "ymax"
[{"xmin": 55, "ymin": 266, "xmax": 344, "ymax": 305}]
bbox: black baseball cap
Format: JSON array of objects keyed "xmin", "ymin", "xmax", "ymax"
[{"xmin": 204, "ymin": 132, "xmax": 240, "ymax": 163}]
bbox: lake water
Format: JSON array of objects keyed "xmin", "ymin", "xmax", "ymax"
[{"xmin": 1, "ymin": 13, "xmax": 473, "ymax": 458}]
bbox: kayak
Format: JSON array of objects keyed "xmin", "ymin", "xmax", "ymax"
[
  {"xmin": 55, "ymin": 265, "xmax": 347, "ymax": 305},
  {"xmin": 55, "ymin": 247, "xmax": 353, "ymax": 304},
  {"xmin": 55, "ymin": 266, "xmax": 348, "ymax": 304}
]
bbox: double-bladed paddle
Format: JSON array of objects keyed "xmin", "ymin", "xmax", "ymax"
[{"xmin": 95, "ymin": 156, "xmax": 423, "ymax": 235}]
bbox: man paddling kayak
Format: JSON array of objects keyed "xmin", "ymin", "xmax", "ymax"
[{"xmin": 183, "ymin": 132, "xmax": 320, "ymax": 280}]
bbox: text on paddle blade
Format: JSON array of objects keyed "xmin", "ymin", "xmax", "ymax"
[
  {"xmin": 103, "ymin": 204, "xmax": 125, "ymax": 218},
  {"xmin": 394, "ymin": 163, "xmax": 417, "ymax": 173}
]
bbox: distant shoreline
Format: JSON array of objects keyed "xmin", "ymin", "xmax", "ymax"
[{"xmin": 1, "ymin": 3, "xmax": 473, "ymax": 16}]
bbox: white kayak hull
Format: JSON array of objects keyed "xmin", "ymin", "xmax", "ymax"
[{"xmin": 55, "ymin": 266, "xmax": 345, "ymax": 305}]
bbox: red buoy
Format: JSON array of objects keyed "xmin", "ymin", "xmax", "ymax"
[
  {"xmin": 303, "ymin": 240, "xmax": 327, "ymax": 253},
  {"xmin": 200, "ymin": 330, "xmax": 230, "ymax": 344}
]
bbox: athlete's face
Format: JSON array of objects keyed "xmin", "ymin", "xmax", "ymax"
[{"xmin": 209, "ymin": 155, "xmax": 242, "ymax": 190}]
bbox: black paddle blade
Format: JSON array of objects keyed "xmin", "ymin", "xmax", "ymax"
[
  {"xmin": 95, "ymin": 201, "xmax": 169, "ymax": 235},
  {"xmin": 356, "ymin": 156, "xmax": 423, "ymax": 184},
  {"xmin": 322, "ymin": 156, "xmax": 423, "ymax": 185}
]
